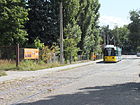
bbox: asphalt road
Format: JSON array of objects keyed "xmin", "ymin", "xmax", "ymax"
[{"xmin": 1, "ymin": 55, "xmax": 140, "ymax": 105}]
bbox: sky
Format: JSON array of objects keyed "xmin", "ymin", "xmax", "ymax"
[{"xmin": 99, "ymin": 0, "xmax": 140, "ymax": 29}]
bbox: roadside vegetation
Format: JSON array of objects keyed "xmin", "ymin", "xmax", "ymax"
[
  {"xmin": 18, "ymin": 60, "xmax": 61, "ymax": 71},
  {"xmin": 0, "ymin": 60, "xmax": 15, "ymax": 76},
  {"xmin": 0, "ymin": 59, "xmax": 92, "ymax": 77},
  {"xmin": 0, "ymin": 60, "xmax": 16, "ymax": 71},
  {"xmin": 0, "ymin": 59, "xmax": 62, "ymax": 76},
  {"xmin": 0, "ymin": 0, "xmax": 102, "ymax": 63}
]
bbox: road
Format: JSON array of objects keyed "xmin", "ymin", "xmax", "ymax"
[{"xmin": 0, "ymin": 55, "xmax": 140, "ymax": 105}]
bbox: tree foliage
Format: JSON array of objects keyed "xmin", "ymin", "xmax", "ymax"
[
  {"xmin": 64, "ymin": 21, "xmax": 81, "ymax": 62},
  {"xmin": 23, "ymin": 0, "xmax": 102, "ymax": 61},
  {"xmin": 111, "ymin": 26, "xmax": 130, "ymax": 53},
  {"xmin": 62, "ymin": 0, "xmax": 81, "ymax": 62},
  {"xmin": 101, "ymin": 25, "xmax": 130, "ymax": 54},
  {"xmin": 128, "ymin": 10, "xmax": 140, "ymax": 52},
  {"xmin": 0, "ymin": 0, "xmax": 102, "ymax": 62},
  {"xmin": 77, "ymin": 0, "xmax": 101, "ymax": 55},
  {"xmin": 27, "ymin": 0, "xmax": 59, "ymax": 46},
  {"xmin": 34, "ymin": 37, "xmax": 44, "ymax": 49},
  {"xmin": 0, "ymin": 0, "xmax": 28, "ymax": 46}
]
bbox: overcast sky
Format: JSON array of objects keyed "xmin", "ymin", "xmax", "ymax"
[{"xmin": 99, "ymin": 0, "xmax": 140, "ymax": 29}]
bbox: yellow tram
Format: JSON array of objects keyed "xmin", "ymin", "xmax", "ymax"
[{"xmin": 103, "ymin": 45, "xmax": 122, "ymax": 62}]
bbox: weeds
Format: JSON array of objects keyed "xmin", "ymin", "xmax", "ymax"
[
  {"xmin": 18, "ymin": 60, "xmax": 61, "ymax": 71},
  {"xmin": 0, "ymin": 59, "xmax": 62, "ymax": 76},
  {"xmin": 0, "ymin": 59, "xmax": 62, "ymax": 72},
  {"xmin": 0, "ymin": 60, "xmax": 16, "ymax": 71}
]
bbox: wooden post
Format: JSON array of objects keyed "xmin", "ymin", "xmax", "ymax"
[{"xmin": 16, "ymin": 44, "xmax": 19, "ymax": 67}]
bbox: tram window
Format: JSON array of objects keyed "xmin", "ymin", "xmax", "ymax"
[
  {"xmin": 111, "ymin": 49, "xmax": 115, "ymax": 56},
  {"xmin": 115, "ymin": 51, "xmax": 118, "ymax": 56},
  {"xmin": 104, "ymin": 48, "xmax": 115, "ymax": 56}
]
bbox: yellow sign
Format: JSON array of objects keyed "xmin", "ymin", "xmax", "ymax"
[{"xmin": 24, "ymin": 48, "xmax": 39, "ymax": 59}]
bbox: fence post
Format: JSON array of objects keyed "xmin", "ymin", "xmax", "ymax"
[{"xmin": 16, "ymin": 44, "xmax": 19, "ymax": 67}]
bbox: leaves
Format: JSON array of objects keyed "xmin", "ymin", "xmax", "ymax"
[
  {"xmin": 27, "ymin": 0, "xmax": 59, "ymax": 46},
  {"xmin": 0, "ymin": 0, "xmax": 102, "ymax": 62},
  {"xmin": 0, "ymin": 0, "xmax": 28, "ymax": 46},
  {"xmin": 78, "ymin": 0, "xmax": 101, "ymax": 55},
  {"xmin": 64, "ymin": 21, "xmax": 81, "ymax": 62},
  {"xmin": 128, "ymin": 10, "xmax": 140, "ymax": 52}
]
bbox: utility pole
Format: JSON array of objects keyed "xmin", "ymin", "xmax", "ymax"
[
  {"xmin": 60, "ymin": 2, "xmax": 64, "ymax": 64},
  {"xmin": 101, "ymin": 30, "xmax": 106, "ymax": 47},
  {"xmin": 106, "ymin": 25, "xmax": 109, "ymax": 45},
  {"xmin": 113, "ymin": 36, "xmax": 115, "ymax": 45},
  {"xmin": 106, "ymin": 34, "xmax": 109, "ymax": 45},
  {"xmin": 103, "ymin": 31, "xmax": 106, "ymax": 47}
]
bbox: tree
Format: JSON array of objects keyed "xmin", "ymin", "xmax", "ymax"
[
  {"xmin": 111, "ymin": 26, "xmax": 130, "ymax": 53},
  {"xmin": 77, "ymin": 0, "xmax": 101, "ymax": 55},
  {"xmin": 128, "ymin": 10, "xmax": 140, "ymax": 52},
  {"xmin": 27, "ymin": 0, "xmax": 59, "ymax": 47},
  {"xmin": 64, "ymin": 21, "xmax": 81, "ymax": 63},
  {"xmin": 0, "ymin": 0, "xmax": 28, "ymax": 46},
  {"xmin": 26, "ymin": 0, "xmax": 101, "ymax": 61},
  {"xmin": 63, "ymin": 0, "xmax": 81, "ymax": 62}
]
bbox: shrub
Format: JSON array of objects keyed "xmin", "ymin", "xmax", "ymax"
[
  {"xmin": 40, "ymin": 46, "xmax": 57, "ymax": 63},
  {"xmin": 34, "ymin": 37, "xmax": 44, "ymax": 49},
  {"xmin": 18, "ymin": 60, "xmax": 38, "ymax": 71},
  {"xmin": 18, "ymin": 60, "xmax": 61, "ymax": 71}
]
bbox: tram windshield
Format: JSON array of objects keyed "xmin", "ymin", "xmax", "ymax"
[{"xmin": 104, "ymin": 48, "xmax": 116, "ymax": 56}]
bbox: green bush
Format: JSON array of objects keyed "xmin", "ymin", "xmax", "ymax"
[
  {"xmin": 40, "ymin": 46, "xmax": 58, "ymax": 63},
  {"xmin": 18, "ymin": 60, "xmax": 38, "ymax": 71},
  {"xmin": 34, "ymin": 37, "xmax": 44, "ymax": 49}
]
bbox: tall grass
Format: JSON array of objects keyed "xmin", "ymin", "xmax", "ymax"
[
  {"xmin": 0, "ymin": 59, "xmax": 62, "ymax": 76},
  {"xmin": 18, "ymin": 60, "xmax": 61, "ymax": 71},
  {"xmin": 0, "ymin": 60, "xmax": 16, "ymax": 71},
  {"xmin": 0, "ymin": 60, "xmax": 16, "ymax": 76},
  {"xmin": 0, "ymin": 59, "xmax": 62, "ymax": 71}
]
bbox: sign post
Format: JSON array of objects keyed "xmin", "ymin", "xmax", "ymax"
[{"xmin": 16, "ymin": 44, "xmax": 19, "ymax": 67}]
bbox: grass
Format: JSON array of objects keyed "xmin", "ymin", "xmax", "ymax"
[
  {"xmin": 17, "ymin": 60, "xmax": 62, "ymax": 71},
  {"xmin": 0, "ymin": 59, "xmax": 98, "ymax": 76},
  {"xmin": 0, "ymin": 60, "xmax": 16, "ymax": 71},
  {"xmin": 0, "ymin": 60, "xmax": 16, "ymax": 76},
  {"xmin": 0, "ymin": 59, "xmax": 62, "ymax": 76},
  {"xmin": 0, "ymin": 71, "xmax": 7, "ymax": 76}
]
